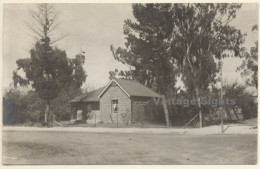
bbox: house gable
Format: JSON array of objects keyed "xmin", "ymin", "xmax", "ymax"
[
  {"xmin": 98, "ymin": 78, "xmax": 162, "ymax": 99},
  {"xmin": 99, "ymin": 81, "xmax": 131, "ymax": 123},
  {"xmin": 98, "ymin": 79, "xmax": 130, "ymax": 98}
]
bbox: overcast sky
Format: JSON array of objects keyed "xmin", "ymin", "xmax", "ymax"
[{"xmin": 3, "ymin": 3, "xmax": 259, "ymax": 91}]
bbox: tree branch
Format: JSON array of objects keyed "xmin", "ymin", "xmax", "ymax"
[
  {"xmin": 27, "ymin": 23, "xmax": 44, "ymax": 39},
  {"xmin": 29, "ymin": 9, "xmax": 44, "ymax": 25},
  {"xmin": 50, "ymin": 34, "xmax": 68, "ymax": 44}
]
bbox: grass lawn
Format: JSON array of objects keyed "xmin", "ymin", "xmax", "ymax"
[{"xmin": 2, "ymin": 131, "xmax": 257, "ymax": 165}]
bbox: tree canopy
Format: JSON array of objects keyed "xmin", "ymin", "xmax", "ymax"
[
  {"xmin": 237, "ymin": 25, "xmax": 258, "ymax": 89},
  {"xmin": 13, "ymin": 3, "xmax": 87, "ymax": 127},
  {"xmin": 110, "ymin": 3, "xmax": 245, "ymax": 127}
]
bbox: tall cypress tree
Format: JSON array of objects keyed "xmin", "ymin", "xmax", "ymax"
[{"xmin": 13, "ymin": 4, "xmax": 87, "ymax": 127}]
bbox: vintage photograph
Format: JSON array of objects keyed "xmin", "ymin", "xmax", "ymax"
[{"xmin": 2, "ymin": 2, "xmax": 258, "ymax": 165}]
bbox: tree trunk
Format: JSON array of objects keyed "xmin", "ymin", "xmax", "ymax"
[
  {"xmin": 162, "ymin": 95, "xmax": 171, "ymax": 127},
  {"xmin": 233, "ymin": 108, "xmax": 239, "ymax": 120},
  {"xmin": 53, "ymin": 114, "xmax": 56, "ymax": 127},
  {"xmin": 226, "ymin": 109, "xmax": 232, "ymax": 121},
  {"xmin": 195, "ymin": 87, "xmax": 203, "ymax": 128},
  {"xmin": 208, "ymin": 110, "xmax": 213, "ymax": 121},
  {"xmin": 44, "ymin": 100, "xmax": 50, "ymax": 127},
  {"xmin": 185, "ymin": 46, "xmax": 202, "ymax": 128}
]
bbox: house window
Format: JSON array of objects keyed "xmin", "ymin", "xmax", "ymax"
[{"xmin": 112, "ymin": 100, "xmax": 118, "ymax": 113}]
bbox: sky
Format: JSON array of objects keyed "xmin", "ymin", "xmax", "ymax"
[{"xmin": 2, "ymin": 3, "xmax": 259, "ymax": 91}]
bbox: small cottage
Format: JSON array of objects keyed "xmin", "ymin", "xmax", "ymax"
[{"xmin": 70, "ymin": 78, "xmax": 162, "ymax": 124}]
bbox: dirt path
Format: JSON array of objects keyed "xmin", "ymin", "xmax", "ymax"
[
  {"xmin": 3, "ymin": 124, "xmax": 257, "ymax": 134},
  {"xmin": 2, "ymin": 131, "xmax": 257, "ymax": 165}
]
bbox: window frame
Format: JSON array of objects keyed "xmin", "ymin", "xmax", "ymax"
[{"xmin": 111, "ymin": 99, "xmax": 119, "ymax": 113}]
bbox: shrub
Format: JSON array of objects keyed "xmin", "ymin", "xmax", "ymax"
[
  {"xmin": 144, "ymin": 100, "xmax": 165, "ymax": 124},
  {"xmin": 224, "ymin": 82, "xmax": 257, "ymax": 120},
  {"xmin": 120, "ymin": 112, "xmax": 131, "ymax": 125}
]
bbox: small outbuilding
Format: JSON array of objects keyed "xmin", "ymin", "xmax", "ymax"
[
  {"xmin": 70, "ymin": 87, "xmax": 104, "ymax": 123},
  {"xmin": 70, "ymin": 78, "xmax": 162, "ymax": 124}
]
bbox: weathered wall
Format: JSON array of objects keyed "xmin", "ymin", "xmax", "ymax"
[
  {"xmin": 131, "ymin": 97, "xmax": 151, "ymax": 123},
  {"xmin": 71, "ymin": 102, "xmax": 99, "ymax": 111},
  {"xmin": 70, "ymin": 102, "xmax": 100, "ymax": 122},
  {"xmin": 100, "ymin": 84, "xmax": 131, "ymax": 123},
  {"xmin": 88, "ymin": 102, "xmax": 100, "ymax": 110}
]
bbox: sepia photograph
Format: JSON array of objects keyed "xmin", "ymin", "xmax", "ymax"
[{"xmin": 1, "ymin": 1, "xmax": 259, "ymax": 165}]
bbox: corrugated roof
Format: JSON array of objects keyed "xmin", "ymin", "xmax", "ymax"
[
  {"xmin": 70, "ymin": 87, "xmax": 104, "ymax": 103},
  {"xmin": 115, "ymin": 78, "xmax": 162, "ymax": 98}
]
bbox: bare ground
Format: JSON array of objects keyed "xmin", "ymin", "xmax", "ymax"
[{"xmin": 2, "ymin": 131, "xmax": 257, "ymax": 165}]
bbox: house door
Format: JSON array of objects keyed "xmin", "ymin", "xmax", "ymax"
[
  {"xmin": 86, "ymin": 104, "xmax": 92, "ymax": 119},
  {"xmin": 76, "ymin": 110, "xmax": 83, "ymax": 120}
]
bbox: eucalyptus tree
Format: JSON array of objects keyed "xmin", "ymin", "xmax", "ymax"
[
  {"xmin": 237, "ymin": 25, "xmax": 258, "ymax": 89},
  {"xmin": 111, "ymin": 3, "xmax": 245, "ymax": 127}
]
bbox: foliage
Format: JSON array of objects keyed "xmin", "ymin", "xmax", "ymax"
[
  {"xmin": 110, "ymin": 3, "xmax": 245, "ymax": 126},
  {"xmin": 224, "ymin": 82, "xmax": 257, "ymax": 119},
  {"xmin": 13, "ymin": 4, "xmax": 87, "ymax": 126},
  {"xmin": 52, "ymin": 86, "xmax": 83, "ymax": 121},
  {"xmin": 237, "ymin": 25, "xmax": 258, "ymax": 89},
  {"xmin": 3, "ymin": 88, "xmax": 42, "ymax": 124},
  {"xmin": 51, "ymin": 53, "xmax": 87, "ymax": 121},
  {"xmin": 23, "ymin": 90, "xmax": 46, "ymax": 122},
  {"xmin": 110, "ymin": 4, "xmax": 178, "ymax": 97},
  {"xmin": 109, "ymin": 69, "xmax": 133, "ymax": 80},
  {"xmin": 12, "ymin": 50, "xmax": 86, "ymax": 123},
  {"xmin": 120, "ymin": 111, "xmax": 131, "ymax": 125},
  {"xmin": 13, "ymin": 41, "xmax": 74, "ymax": 100},
  {"xmin": 168, "ymin": 3, "xmax": 244, "ymax": 127},
  {"xmin": 144, "ymin": 100, "xmax": 165, "ymax": 124},
  {"xmin": 3, "ymin": 88, "xmax": 29, "ymax": 124},
  {"xmin": 3, "ymin": 86, "xmax": 83, "ymax": 125}
]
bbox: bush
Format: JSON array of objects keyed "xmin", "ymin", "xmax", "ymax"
[
  {"xmin": 41, "ymin": 121, "xmax": 47, "ymax": 127},
  {"xmin": 3, "ymin": 88, "xmax": 28, "ymax": 124},
  {"xmin": 224, "ymin": 82, "xmax": 257, "ymax": 120},
  {"xmin": 121, "ymin": 111, "xmax": 131, "ymax": 125},
  {"xmin": 144, "ymin": 100, "xmax": 165, "ymax": 124},
  {"xmin": 3, "ymin": 87, "xmax": 79, "ymax": 125}
]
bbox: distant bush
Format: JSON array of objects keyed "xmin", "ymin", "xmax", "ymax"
[
  {"xmin": 224, "ymin": 82, "xmax": 257, "ymax": 120},
  {"xmin": 3, "ymin": 88, "xmax": 29, "ymax": 124},
  {"xmin": 3, "ymin": 87, "xmax": 82, "ymax": 125}
]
